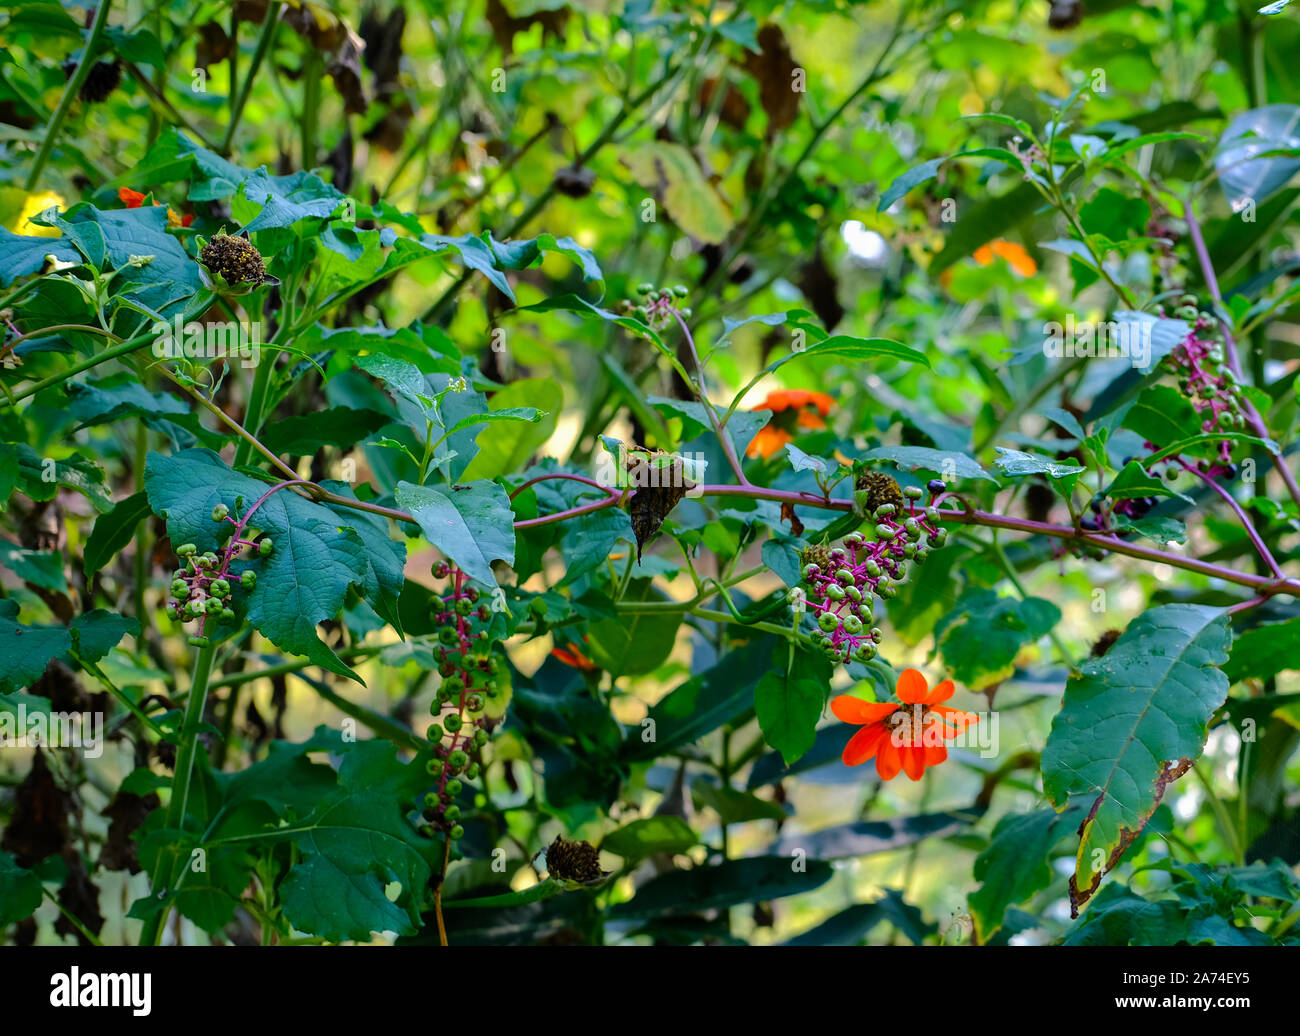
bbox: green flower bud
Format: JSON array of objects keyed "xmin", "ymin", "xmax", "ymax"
[
  {"xmin": 925, "ymin": 506, "xmax": 940, "ymax": 523},
  {"xmin": 678, "ymin": 307, "xmax": 693, "ymax": 319},
  {"xmin": 864, "ymin": 560, "xmax": 882, "ymax": 578}
]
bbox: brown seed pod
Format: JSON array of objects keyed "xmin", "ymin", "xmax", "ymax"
[
  {"xmin": 800, "ymin": 543, "xmax": 832, "ymax": 573},
  {"xmin": 854, "ymin": 470, "xmax": 904, "ymax": 514},
  {"xmin": 199, "ymin": 233, "xmax": 267, "ymax": 286},
  {"xmin": 544, "ymin": 836, "xmax": 605, "ymax": 885}
]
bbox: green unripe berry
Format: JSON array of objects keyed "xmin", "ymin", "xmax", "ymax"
[
  {"xmin": 448, "ymin": 749, "xmax": 469, "ymax": 769},
  {"xmin": 802, "ymin": 563, "xmax": 821, "ymax": 579},
  {"xmin": 444, "ymin": 804, "xmax": 461, "ymax": 821},
  {"xmin": 874, "ymin": 504, "xmax": 896, "ymax": 517},
  {"xmin": 466, "ymin": 762, "xmax": 481, "ymax": 779},
  {"xmin": 211, "ymin": 578, "xmax": 230, "ymax": 597},
  {"xmin": 185, "ymin": 600, "xmax": 205, "ymax": 617},
  {"xmin": 864, "ymin": 560, "xmax": 882, "ymax": 578},
  {"xmin": 438, "ymin": 626, "xmax": 458, "ymax": 646},
  {"xmin": 925, "ymin": 507, "xmax": 940, "ymax": 523},
  {"xmin": 843, "ymin": 615, "xmax": 863, "ymax": 635},
  {"xmin": 473, "ymin": 730, "xmax": 488, "ymax": 748},
  {"xmin": 220, "ymin": 608, "xmax": 235, "ymax": 621},
  {"xmin": 426, "ymin": 758, "xmax": 445, "ymax": 777},
  {"xmin": 818, "ymin": 611, "xmax": 839, "ymax": 632},
  {"xmin": 444, "ymin": 712, "xmax": 463, "ymax": 732},
  {"xmin": 875, "ymin": 524, "xmax": 896, "ymax": 539},
  {"xmin": 258, "ymin": 538, "xmax": 273, "ymax": 557},
  {"xmin": 903, "ymin": 485, "xmax": 923, "ymax": 500},
  {"xmin": 424, "ymin": 792, "xmax": 439, "ymax": 808},
  {"xmin": 211, "ymin": 503, "xmax": 229, "ymax": 521},
  {"xmin": 636, "ymin": 282, "xmax": 654, "ymax": 295},
  {"xmin": 426, "ymin": 723, "xmax": 444, "ymax": 741},
  {"xmin": 442, "ymin": 675, "xmax": 464, "ymax": 694},
  {"xmin": 171, "ymin": 580, "xmax": 188, "ymax": 598},
  {"xmin": 845, "ymin": 585, "xmax": 862, "ymax": 602},
  {"xmin": 903, "ymin": 542, "xmax": 917, "ymax": 559},
  {"xmin": 187, "ymin": 635, "xmax": 210, "ymax": 647},
  {"xmin": 878, "ymin": 583, "xmax": 897, "ymax": 599},
  {"xmin": 449, "ymin": 824, "xmax": 464, "ymax": 840},
  {"xmin": 854, "ymin": 644, "xmax": 877, "ymax": 662},
  {"xmin": 241, "ymin": 570, "xmax": 256, "ymax": 589},
  {"xmin": 678, "ymin": 307, "xmax": 692, "ymax": 319},
  {"xmin": 671, "ymin": 284, "xmax": 689, "ymax": 298},
  {"xmin": 826, "ymin": 584, "xmax": 846, "ymax": 600},
  {"xmin": 455, "ymin": 598, "xmax": 473, "ymax": 616},
  {"xmin": 177, "ymin": 543, "xmax": 197, "ymax": 557},
  {"xmin": 835, "ymin": 568, "xmax": 854, "ymax": 585},
  {"xmin": 465, "ymin": 693, "xmax": 484, "ymax": 712},
  {"xmin": 444, "ymin": 780, "xmax": 463, "ymax": 798},
  {"xmin": 205, "ymin": 598, "xmax": 224, "ymax": 614},
  {"xmin": 870, "ymin": 627, "xmax": 883, "ymax": 641}
]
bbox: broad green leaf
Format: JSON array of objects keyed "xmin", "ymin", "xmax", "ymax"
[
  {"xmin": 1042, "ymin": 604, "xmax": 1231, "ymax": 913},
  {"xmin": 968, "ymin": 805, "xmax": 1084, "ymax": 943},
  {"xmin": 620, "ymin": 141, "xmax": 734, "ymax": 244},
  {"xmin": 863, "ymin": 445, "xmax": 997, "ymax": 483},
  {"xmin": 1104, "ymin": 459, "xmax": 1192, "ymax": 503},
  {"xmin": 0, "ymin": 539, "xmax": 66, "ymax": 590},
  {"xmin": 83, "ymin": 491, "xmax": 151, "ymax": 577},
  {"xmin": 584, "ymin": 579, "xmax": 681, "ymax": 677},
  {"xmin": 459, "ymin": 377, "xmax": 561, "ymax": 481},
  {"xmin": 1223, "ymin": 617, "xmax": 1300, "ymax": 683},
  {"xmin": 754, "ymin": 643, "xmax": 831, "ymax": 766},
  {"xmin": 992, "ymin": 447, "xmax": 1085, "ymax": 481},
  {"xmin": 783, "ymin": 889, "xmax": 934, "ymax": 946},
  {"xmin": 144, "ymin": 450, "xmax": 378, "ymax": 680},
  {"xmin": 609, "ymin": 856, "xmax": 833, "ymax": 918},
  {"xmin": 600, "ymin": 817, "xmax": 698, "ymax": 862},
  {"xmin": 690, "ymin": 781, "xmax": 786, "ymax": 824},
  {"xmin": 621, "ymin": 636, "xmax": 775, "ymax": 762},
  {"xmin": 0, "ymin": 850, "xmax": 43, "ymax": 926},
  {"xmin": 934, "ymin": 589, "xmax": 1061, "ymax": 689},
  {"xmin": 768, "ymin": 807, "xmax": 983, "ymax": 859},
  {"xmin": 0, "ymin": 600, "xmax": 138, "ymax": 693},
  {"xmin": 260, "ymin": 406, "xmax": 393, "ymax": 456},
  {"xmin": 1215, "ymin": 104, "xmax": 1300, "ymax": 210},
  {"xmin": 396, "ymin": 479, "xmax": 514, "ymax": 586}
]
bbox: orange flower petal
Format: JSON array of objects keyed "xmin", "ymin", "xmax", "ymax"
[
  {"xmin": 118, "ymin": 187, "xmax": 146, "ymax": 208},
  {"xmin": 831, "ymin": 696, "xmax": 899, "ymax": 725},
  {"xmin": 876, "ymin": 738, "xmax": 903, "ymax": 780},
  {"xmin": 746, "ymin": 426, "xmax": 792, "ymax": 459},
  {"xmin": 973, "ymin": 243, "xmax": 993, "ymax": 266},
  {"xmin": 924, "ymin": 679, "xmax": 955, "ymax": 705},
  {"xmin": 895, "ymin": 668, "xmax": 929, "ymax": 704},
  {"xmin": 809, "ymin": 392, "xmax": 835, "ymax": 415},
  {"xmin": 931, "ymin": 705, "xmax": 978, "ymax": 733},
  {"xmin": 901, "ymin": 744, "xmax": 926, "ymax": 781},
  {"xmin": 795, "ymin": 410, "xmax": 828, "ymax": 430},
  {"xmin": 923, "ymin": 744, "xmax": 949, "ymax": 767},
  {"xmin": 842, "ymin": 724, "xmax": 888, "ymax": 766}
]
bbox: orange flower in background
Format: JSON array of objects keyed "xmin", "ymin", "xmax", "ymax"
[
  {"xmin": 118, "ymin": 187, "xmax": 147, "ymax": 208},
  {"xmin": 831, "ymin": 668, "xmax": 978, "ymax": 781},
  {"xmin": 551, "ymin": 638, "xmax": 598, "ymax": 671},
  {"xmin": 167, "ymin": 207, "xmax": 194, "ymax": 228},
  {"xmin": 972, "ymin": 238, "xmax": 1037, "ymax": 277},
  {"xmin": 746, "ymin": 389, "xmax": 836, "ymax": 458}
]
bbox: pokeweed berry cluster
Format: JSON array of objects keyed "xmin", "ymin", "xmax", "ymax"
[
  {"xmin": 166, "ymin": 501, "xmax": 270, "ymax": 647},
  {"xmin": 801, "ymin": 478, "xmax": 948, "ymax": 664},
  {"xmin": 1165, "ymin": 297, "xmax": 1245, "ymax": 474},
  {"xmin": 617, "ymin": 282, "xmax": 692, "ymax": 329},
  {"xmin": 421, "ymin": 561, "xmax": 502, "ymax": 844}
]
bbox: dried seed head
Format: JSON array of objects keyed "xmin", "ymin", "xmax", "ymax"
[
  {"xmin": 199, "ymin": 233, "xmax": 267, "ymax": 286},
  {"xmin": 71, "ymin": 59, "xmax": 122, "ymax": 103},
  {"xmin": 854, "ymin": 470, "xmax": 904, "ymax": 514},
  {"xmin": 545, "ymin": 836, "xmax": 604, "ymax": 884},
  {"xmin": 800, "ymin": 543, "xmax": 832, "ymax": 573}
]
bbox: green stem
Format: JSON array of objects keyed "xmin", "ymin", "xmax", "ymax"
[
  {"xmin": 25, "ymin": 0, "xmax": 114, "ymax": 190},
  {"xmin": 139, "ymin": 641, "xmax": 217, "ymax": 946},
  {"xmin": 221, "ymin": 3, "xmax": 281, "ymax": 155}
]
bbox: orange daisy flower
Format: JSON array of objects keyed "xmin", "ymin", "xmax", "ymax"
[
  {"xmin": 746, "ymin": 389, "xmax": 836, "ymax": 458},
  {"xmin": 831, "ymin": 668, "xmax": 978, "ymax": 781},
  {"xmin": 972, "ymin": 238, "xmax": 1037, "ymax": 277},
  {"xmin": 118, "ymin": 186, "xmax": 147, "ymax": 208}
]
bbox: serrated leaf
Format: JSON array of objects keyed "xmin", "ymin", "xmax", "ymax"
[
  {"xmin": 396, "ymin": 479, "xmax": 514, "ymax": 586},
  {"xmin": 1042, "ymin": 604, "xmax": 1231, "ymax": 913},
  {"xmin": 992, "ymin": 447, "xmax": 1086, "ymax": 480},
  {"xmin": 863, "ymin": 446, "xmax": 997, "ymax": 484}
]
